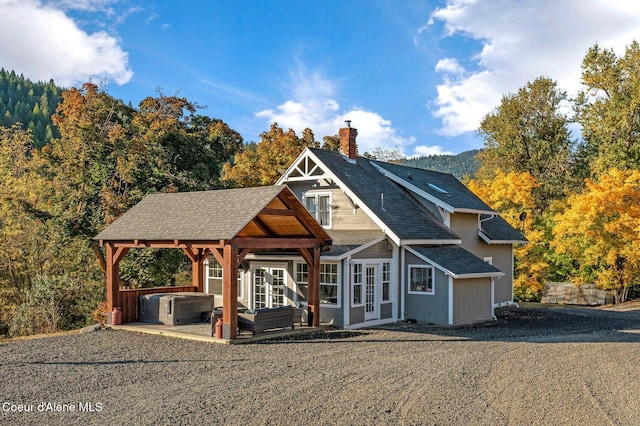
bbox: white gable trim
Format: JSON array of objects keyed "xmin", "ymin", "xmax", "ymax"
[
  {"xmin": 279, "ymin": 149, "xmax": 404, "ymax": 246},
  {"xmin": 276, "ymin": 149, "xmax": 330, "ymax": 183},
  {"xmin": 370, "ymin": 162, "xmax": 495, "ymax": 215}
]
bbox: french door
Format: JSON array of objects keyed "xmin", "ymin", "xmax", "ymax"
[
  {"xmin": 253, "ymin": 266, "xmax": 286, "ymax": 309},
  {"xmin": 364, "ymin": 265, "xmax": 377, "ymax": 320}
]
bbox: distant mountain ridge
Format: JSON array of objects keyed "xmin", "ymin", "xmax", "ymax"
[{"xmin": 399, "ymin": 149, "xmax": 481, "ymax": 180}]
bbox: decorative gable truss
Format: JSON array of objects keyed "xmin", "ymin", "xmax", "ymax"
[{"xmin": 281, "ymin": 150, "xmax": 330, "ymax": 182}]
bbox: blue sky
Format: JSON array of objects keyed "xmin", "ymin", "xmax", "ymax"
[{"xmin": 2, "ymin": 1, "xmax": 640, "ymax": 156}]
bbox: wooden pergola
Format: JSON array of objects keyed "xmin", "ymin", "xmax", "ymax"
[{"xmin": 94, "ymin": 185, "xmax": 332, "ymax": 340}]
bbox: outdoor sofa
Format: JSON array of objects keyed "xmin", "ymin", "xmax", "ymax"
[{"xmin": 237, "ymin": 306, "xmax": 297, "ymax": 335}]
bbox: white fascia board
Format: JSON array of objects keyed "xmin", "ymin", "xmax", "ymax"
[
  {"xmin": 296, "ymin": 152, "xmax": 402, "ymax": 246},
  {"xmin": 401, "ymin": 239, "xmax": 462, "ymax": 246},
  {"xmin": 479, "ymin": 231, "xmax": 528, "ymax": 245},
  {"xmin": 455, "ymin": 208, "xmax": 498, "ymax": 215},
  {"xmin": 370, "ymin": 162, "xmax": 496, "ymax": 216},
  {"xmin": 453, "ymin": 272, "xmax": 505, "ymax": 279},
  {"xmin": 371, "ymin": 162, "xmax": 456, "ymax": 213},
  {"xmin": 334, "ymin": 234, "xmax": 389, "ymax": 260}
]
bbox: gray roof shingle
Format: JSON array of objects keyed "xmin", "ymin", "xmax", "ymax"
[
  {"xmin": 480, "ymin": 215, "xmax": 528, "ymax": 243},
  {"xmin": 409, "ymin": 245, "xmax": 503, "ymax": 276},
  {"xmin": 371, "ymin": 160, "xmax": 495, "ymax": 213},
  {"xmin": 95, "ymin": 186, "xmax": 289, "ymax": 241},
  {"xmin": 309, "ymin": 149, "xmax": 460, "ymax": 242}
]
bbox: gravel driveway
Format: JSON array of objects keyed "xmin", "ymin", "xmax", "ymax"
[{"xmin": 1, "ymin": 303, "xmax": 639, "ymax": 425}]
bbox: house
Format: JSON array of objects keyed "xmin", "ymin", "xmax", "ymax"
[{"xmin": 204, "ymin": 124, "xmax": 526, "ymax": 327}]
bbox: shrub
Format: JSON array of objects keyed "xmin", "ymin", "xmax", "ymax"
[{"xmin": 9, "ymin": 274, "xmax": 103, "ymax": 336}]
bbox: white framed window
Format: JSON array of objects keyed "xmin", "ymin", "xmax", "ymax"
[
  {"xmin": 294, "ymin": 262, "xmax": 339, "ymax": 306},
  {"xmin": 208, "ymin": 260, "xmax": 223, "ymax": 278},
  {"xmin": 304, "ymin": 192, "xmax": 332, "ymax": 228},
  {"xmin": 295, "ymin": 262, "xmax": 309, "ymax": 303},
  {"xmin": 352, "ymin": 263, "xmax": 363, "ymax": 306},
  {"xmin": 320, "ymin": 263, "xmax": 338, "ymax": 305},
  {"xmin": 408, "ymin": 265, "xmax": 434, "ymax": 295},
  {"xmin": 382, "ymin": 262, "xmax": 391, "ymax": 301}
]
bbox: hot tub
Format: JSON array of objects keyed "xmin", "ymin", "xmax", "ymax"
[{"xmin": 139, "ymin": 292, "xmax": 215, "ymax": 325}]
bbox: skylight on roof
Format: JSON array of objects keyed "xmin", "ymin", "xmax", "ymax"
[{"xmin": 427, "ymin": 183, "xmax": 448, "ymax": 194}]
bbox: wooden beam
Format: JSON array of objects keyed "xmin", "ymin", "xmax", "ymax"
[
  {"xmin": 251, "ymin": 216, "xmax": 274, "ymax": 237},
  {"xmin": 311, "ymin": 246, "xmax": 320, "ymax": 327},
  {"xmin": 182, "ymin": 247, "xmax": 197, "ymax": 263},
  {"xmin": 238, "ymin": 248, "xmax": 251, "ymax": 264},
  {"xmin": 92, "ymin": 241, "xmax": 107, "ymax": 273},
  {"xmin": 192, "ymin": 256, "xmax": 204, "ymax": 293},
  {"xmin": 113, "ymin": 246, "xmax": 129, "ymax": 265},
  {"xmin": 99, "ymin": 240, "xmax": 226, "ymax": 249},
  {"xmin": 299, "ymin": 247, "xmax": 321, "ymax": 327},
  {"xmin": 259, "ymin": 208, "xmax": 296, "ymax": 216},
  {"xmin": 210, "ymin": 247, "xmax": 224, "ymax": 265},
  {"xmin": 298, "ymin": 247, "xmax": 313, "ymax": 265},
  {"xmin": 222, "ymin": 243, "xmax": 238, "ymax": 340},
  {"xmin": 308, "ymin": 247, "xmax": 320, "ymax": 327},
  {"xmin": 232, "ymin": 237, "xmax": 321, "ymax": 249},
  {"xmin": 105, "ymin": 243, "xmax": 121, "ymax": 317},
  {"xmin": 181, "ymin": 247, "xmax": 210, "ymax": 293}
]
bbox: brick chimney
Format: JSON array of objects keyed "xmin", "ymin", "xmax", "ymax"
[{"xmin": 339, "ymin": 121, "xmax": 358, "ymax": 160}]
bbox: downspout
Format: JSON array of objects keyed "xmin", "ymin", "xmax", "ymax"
[
  {"xmin": 491, "ymin": 278, "xmax": 497, "ymax": 320},
  {"xmin": 448, "ymin": 276, "xmax": 454, "ymax": 325},
  {"xmin": 400, "ymin": 247, "xmax": 406, "ymax": 321},
  {"xmin": 344, "ymin": 255, "xmax": 351, "ymax": 326},
  {"xmin": 391, "ymin": 243, "xmax": 399, "ymax": 322}
]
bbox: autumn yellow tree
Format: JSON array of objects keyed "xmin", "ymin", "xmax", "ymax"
[
  {"xmin": 552, "ymin": 168, "xmax": 640, "ymax": 302},
  {"xmin": 467, "ymin": 170, "xmax": 549, "ymax": 300},
  {"xmin": 223, "ymin": 123, "xmax": 318, "ymax": 187}
]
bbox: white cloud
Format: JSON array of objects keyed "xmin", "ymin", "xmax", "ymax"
[
  {"xmin": 425, "ymin": 0, "xmax": 640, "ymax": 136},
  {"xmin": 256, "ymin": 69, "xmax": 418, "ymax": 155},
  {"xmin": 0, "ymin": 0, "xmax": 132, "ymax": 87},
  {"xmin": 412, "ymin": 145, "xmax": 454, "ymax": 157},
  {"xmin": 435, "ymin": 58, "xmax": 465, "ymax": 75}
]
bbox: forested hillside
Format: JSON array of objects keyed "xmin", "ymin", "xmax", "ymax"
[
  {"xmin": 0, "ymin": 81, "xmax": 244, "ymax": 337},
  {"xmin": 399, "ymin": 149, "xmax": 481, "ymax": 180},
  {"xmin": 0, "ymin": 69, "xmax": 62, "ymax": 147}
]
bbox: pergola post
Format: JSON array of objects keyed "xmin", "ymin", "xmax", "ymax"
[
  {"xmin": 222, "ymin": 243, "xmax": 238, "ymax": 340},
  {"xmin": 311, "ymin": 246, "xmax": 320, "ymax": 327},
  {"xmin": 300, "ymin": 246, "xmax": 321, "ymax": 327},
  {"xmin": 183, "ymin": 247, "xmax": 209, "ymax": 292},
  {"xmin": 105, "ymin": 242, "xmax": 129, "ymax": 321}
]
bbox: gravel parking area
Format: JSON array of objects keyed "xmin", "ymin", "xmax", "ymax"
[{"xmin": 1, "ymin": 303, "xmax": 639, "ymax": 425}]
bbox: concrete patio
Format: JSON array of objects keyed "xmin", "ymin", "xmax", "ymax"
[{"xmin": 111, "ymin": 321, "xmax": 332, "ymax": 344}]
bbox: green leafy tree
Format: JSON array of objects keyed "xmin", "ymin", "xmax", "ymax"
[
  {"xmin": 476, "ymin": 77, "xmax": 576, "ymax": 209},
  {"xmin": 321, "ymin": 134, "xmax": 340, "ymax": 152},
  {"xmin": 575, "ymin": 40, "xmax": 640, "ymax": 177}
]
